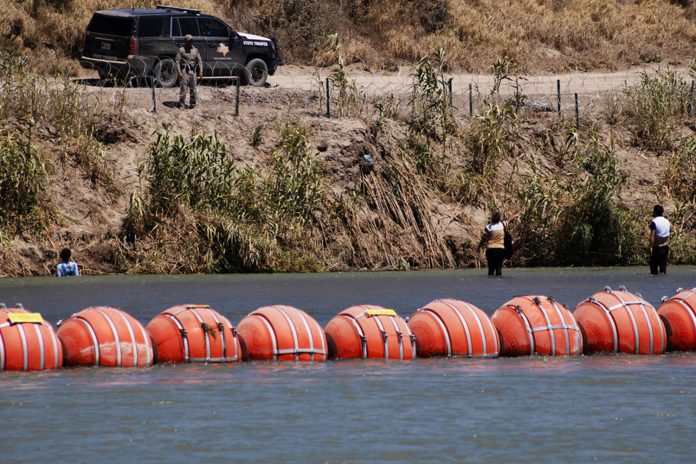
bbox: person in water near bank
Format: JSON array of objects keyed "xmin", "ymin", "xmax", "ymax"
[
  {"xmin": 649, "ymin": 204, "xmax": 670, "ymax": 275},
  {"xmin": 477, "ymin": 212, "xmax": 514, "ymax": 276},
  {"xmin": 56, "ymin": 248, "xmax": 79, "ymax": 277}
]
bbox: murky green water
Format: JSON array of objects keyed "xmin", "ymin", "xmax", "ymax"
[{"xmin": 1, "ymin": 267, "xmax": 695, "ymax": 462}]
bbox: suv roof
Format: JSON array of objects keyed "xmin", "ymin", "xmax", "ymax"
[{"xmin": 94, "ymin": 6, "xmax": 202, "ymax": 18}]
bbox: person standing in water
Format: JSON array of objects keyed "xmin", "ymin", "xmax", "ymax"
[
  {"xmin": 477, "ymin": 211, "xmax": 513, "ymax": 276},
  {"xmin": 649, "ymin": 204, "xmax": 670, "ymax": 275},
  {"xmin": 56, "ymin": 248, "xmax": 79, "ymax": 277}
]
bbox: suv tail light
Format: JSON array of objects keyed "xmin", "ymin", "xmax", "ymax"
[{"xmin": 129, "ymin": 36, "xmax": 137, "ymax": 55}]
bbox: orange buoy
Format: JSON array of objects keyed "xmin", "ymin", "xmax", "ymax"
[
  {"xmin": 408, "ymin": 299, "xmax": 498, "ymax": 358},
  {"xmin": 492, "ymin": 295, "xmax": 582, "ymax": 357},
  {"xmin": 57, "ymin": 306, "xmax": 153, "ymax": 367},
  {"xmin": 324, "ymin": 305, "xmax": 415, "ymax": 360},
  {"xmin": 657, "ymin": 288, "xmax": 696, "ymax": 352},
  {"xmin": 237, "ymin": 305, "xmax": 326, "ymax": 361},
  {"xmin": 0, "ymin": 304, "xmax": 62, "ymax": 371},
  {"xmin": 573, "ymin": 286, "xmax": 665, "ymax": 355},
  {"xmin": 146, "ymin": 305, "xmax": 241, "ymax": 364}
]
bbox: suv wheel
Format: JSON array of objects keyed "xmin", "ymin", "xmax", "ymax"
[
  {"xmin": 246, "ymin": 58, "xmax": 268, "ymax": 87},
  {"xmin": 154, "ymin": 58, "xmax": 178, "ymax": 88}
]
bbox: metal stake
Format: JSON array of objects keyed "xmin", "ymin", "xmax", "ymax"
[
  {"xmin": 325, "ymin": 77, "xmax": 331, "ymax": 118},
  {"xmin": 575, "ymin": 93, "xmax": 579, "ymax": 128},
  {"xmin": 447, "ymin": 78, "xmax": 453, "ymax": 108},
  {"xmin": 557, "ymin": 79, "xmax": 561, "ymax": 115},
  {"xmin": 150, "ymin": 78, "xmax": 157, "ymax": 113},
  {"xmin": 235, "ymin": 77, "xmax": 240, "ymax": 117},
  {"xmin": 468, "ymin": 83, "xmax": 473, "ymax": 117}
]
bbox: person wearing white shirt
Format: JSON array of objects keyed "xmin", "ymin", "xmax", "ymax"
[
  {"xmin": 649, "ymin": 204, "xmax": 670, "ymax": 275},
  {"xmin": 56, "ymin": 248, "xmax": 80, "ymax": 277}
]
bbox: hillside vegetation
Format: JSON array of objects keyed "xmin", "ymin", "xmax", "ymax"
[
  {"xmin": 2, "ymin": 0, "xmax": 696, "ymax": 72},
  {"xmin": 0, "ymin": 44, "xmax": 694, "ymax": 275},
  {"xmin": 0, "ymin": 1, "xmax": 695, "ymax": 276}
]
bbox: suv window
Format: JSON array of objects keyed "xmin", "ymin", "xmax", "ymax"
[
  {"xmin": 174, "ymin": 17, "xmax": 200, "ymax": 37},
  {"xmin": 199, "ymin": 18, "xmax": 229, "ymax": 37},
  {"xmin": 87, "ymin": 14, "xmax": 134, "ymax": 36},
  {"xmin": 138, "ymin": 17, "xmax": 169, "ymax": 37}
]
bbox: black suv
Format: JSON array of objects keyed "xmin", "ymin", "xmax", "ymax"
[{"xmin": 80, "ymin": 5, "xmax": 282, "ymax": 87}]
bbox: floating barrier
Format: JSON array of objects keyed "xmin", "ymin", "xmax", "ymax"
[
  {"xmin": 573, "ymin": 286, "xmax": 665, "ymax": 355},
  {"xmin": 147, "ymin": 305, "xmax": 241, "ymax": 363},
  {"xmin": 657, "ymin": 288, "xmax": 696, "ymax": 352},
  {"xmin": 492, "ymin": 295, "xmax": 582, "ymax": 356},
  {"xmin": 408, "ymin": 299, "xmax": 498, "ymax": 358},
  {"xmin": 237, "ymin": 305, "xmax": 326, "ymax": 361},
  {"xmin": 57, "ymin": 306, "xmax": 153, "ymax": 367},
  {"xmin": 325, "ymin": 305, "xmax": 415, "ymax": 360},
  {"xmin": 0, "ymin": 304, "xmax": 62, "ymax": 371}
]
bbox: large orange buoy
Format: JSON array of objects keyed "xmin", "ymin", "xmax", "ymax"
[
  {"xmin": 573, "ymin": 286, "xmax": 666, "ymax": 355},
  {"xmin": 408, "ymin": 299, "xmax": 499, "ymax": 358},
  {"xmin": 236, "ymin": 305, "xmax": 326, "ymax": 362},
  {"xmin": 492, "ymin": 295, "xmax": 582, "ymax": 357},
  {"xmin": 146, "ymin": 305, "xmax": 241, "ymax": 364},
  {"xmin": 657, "ymin": 288, "xmax": 696, "ymax": 352},
  {"xmin": 324, "ymin": 305, "xmax": 415, "ymax": 360},
  {"xmin": 57, "ymin": 306, "xmax": 153, "ymax": 367},
  {"xmin": 0, "ymin": 304, "xmax": 62, "ymax": 371}
]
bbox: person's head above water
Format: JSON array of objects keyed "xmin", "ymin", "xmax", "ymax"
[
  {"xmin": 490, "ymin": 211, "xmax": 501, "ymax": 224},
  {"xmin": 59, "ymin": 247, "xmax": 71, "ymax": 263},
  {"xmin": 652, "ymin": 204, "xmax": 664, "ymax": 218}
]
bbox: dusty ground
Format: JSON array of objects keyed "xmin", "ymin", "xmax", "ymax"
[{"xmin": 5, "ymin": 65, "xmax": 694, "ymax": 275}]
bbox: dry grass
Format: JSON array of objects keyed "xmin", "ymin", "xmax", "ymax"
[
  {"xmin": 3, "ymin": 0, "xmax": 695, "ymax": 73},
  {"xmin": 1, "ymin": 0, "xmax": 221, "ymax": 75}
]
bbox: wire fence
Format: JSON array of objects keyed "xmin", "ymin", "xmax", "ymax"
[{"xmin": 73, "ymin": 58, "xmax": 696, "ymax": 127}]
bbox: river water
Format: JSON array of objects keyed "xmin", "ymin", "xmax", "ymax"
[{"xmin": 1, "ymin": 267, "xmax": 695, "ymax": 463}]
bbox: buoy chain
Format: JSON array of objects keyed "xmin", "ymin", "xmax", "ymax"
[{"xmin": 531, "ymin": 324, "xmax": 579, "ymax": 332}]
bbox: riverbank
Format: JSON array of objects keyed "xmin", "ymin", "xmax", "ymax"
[{"xmin": 0, "ymin": 54, "xmax": 695, "ymax": 276}]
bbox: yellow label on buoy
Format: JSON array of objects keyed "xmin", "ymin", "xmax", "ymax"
[
  {"xmin": 8, "ymin": 313, "xmax": 44, "ymax": 324},
  {"xmin": 364, "ymin": 309, "xmax": 397, "ymax": 317}
]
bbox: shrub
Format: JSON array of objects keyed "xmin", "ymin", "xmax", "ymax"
[
  {"xmin": 620, "ymin": 70, "xmax": 690, "ymax": 153},
  {"xmin": 515, "ymin": 131, "xmax": 643, "ymax": 266},
  {"xmin": 0, "ymin": 130, "xmax": 52, "ymax": 235},
  {"xmin": 407, "ymin": 48, "xmax": 456, "ymax": 176},
  {"xmin": 122, "ymin": 124, "xmax": 326, "ymax": 273}
]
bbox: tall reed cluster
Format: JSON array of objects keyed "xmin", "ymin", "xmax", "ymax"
[{"xmin": 121, "ymin": 124, "xmax": 327, "ymax": 273}]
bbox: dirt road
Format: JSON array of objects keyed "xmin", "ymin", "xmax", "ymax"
[{"xmin": 270, "ymin": 64, "xmax": 685, "ymax": 96}]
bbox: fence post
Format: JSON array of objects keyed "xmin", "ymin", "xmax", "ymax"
[
  {"xmin": 557, "ymin": 79, "xmax": 561, "ymax": 115},
  {"xmin": 468, "ymin": 83, "xmax": 473, "ymax": 117},
  {"xmin": 447, "ymin": 78, "xmax": 453, "ymax": 108},
  {"xmin": 325, "ymin": 77, "xmax": 331, "ymax": 118},
  {"xmin": 235, "ymin": 77, "xmax": 240, "ymax": 117},
  {"xmin": 689, "ymin": 80, "xmax": 695, "ymax": 118},
  {"xmin": 150, "ymin": 76, "xmax": 157, "ymax": 113},
  {"xmin": 575, "ymin": 93, "xmax": 579, "ymax": 128}
]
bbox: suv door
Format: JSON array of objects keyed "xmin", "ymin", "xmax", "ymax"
[
  {"xmin": 172, "ymin": 16, "xmax": 206, "ymax": 75},
  {"xmin": 198, "ymin": 17, "xmax": 235, "ymax": 77}
]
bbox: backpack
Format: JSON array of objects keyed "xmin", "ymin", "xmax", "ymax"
[{"xmin": 503, "ymin": 224, "xmax": 514, "ymax": 259}]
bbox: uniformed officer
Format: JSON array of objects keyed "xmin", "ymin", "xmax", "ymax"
[{"xmin": 175, "ymin": 34, "xmax": 202, "ymax": 108}]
